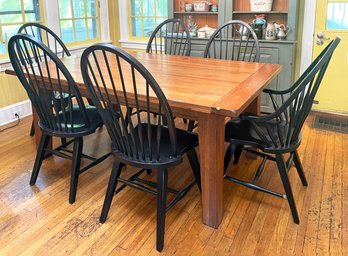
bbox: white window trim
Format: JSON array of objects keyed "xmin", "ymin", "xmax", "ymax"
[
  {"xmin": 300, "ymin": 0, "xmax": 316, "ymax": 75},
  {"xmin": 0, "ymin": 0, "xmax": 110, "ymax": 70},
  {"xmin": 118, "ymin": 0, "xmax": 152, "ymax": 50}
]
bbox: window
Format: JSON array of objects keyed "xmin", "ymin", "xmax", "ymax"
[
  {"xmin": 129, "ymin": 0, "xmax": 167, "ymax": 39},
  {"xmin": 0, "ymin": 0, "xmax": 109, "ymax": 61},
  {"xmin": 58, "ymin": 0, "xmax": 100, "ymax": 44},
  {"xmin": 0, "ymin": 0, "xmax": 42, "ymax": 57}
]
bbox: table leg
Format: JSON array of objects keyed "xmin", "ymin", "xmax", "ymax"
[
  {"xmin": 32, "ymin": 106, "xmax": 52, "ymax": 150},
  {"xmin": 244, "ymin": 96, "xmax": 261, "ymax": 116},
  {"xmin": 197, "ymin": 113, "xmax": 225, "ymax": 228}
]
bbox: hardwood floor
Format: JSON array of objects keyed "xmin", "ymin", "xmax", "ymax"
[{"xmin": 0, "ymin": 114, "xmax": 347, "ymax": 255}]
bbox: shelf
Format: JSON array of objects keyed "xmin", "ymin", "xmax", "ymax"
[
  {"xmin": 233, "ymin": 11, "xmax": 288, "ymax": 14},
  {"xmin": 174, "ymin": 11, "xmax": 218, "ymax": 15}
]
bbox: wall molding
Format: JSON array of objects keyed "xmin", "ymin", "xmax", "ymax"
[
  {"xmin": 300, "ymin": 0, "xmax": 317, "ymax": 75},
  {"xmin": 0, "ymin": 100, "xmax": 32, "ymax": 126}
]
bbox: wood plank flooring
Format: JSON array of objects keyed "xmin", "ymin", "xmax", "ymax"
[{"xmin": 0, "ymin": 114, "xmax": 347, "ymax": 255}]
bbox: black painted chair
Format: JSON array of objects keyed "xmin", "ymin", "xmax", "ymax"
[
  {"xmin": 18, "ymin": 23, "xmax": 71, "ymax": 137},
  {"xmin": 204, "ymin": 20, "xmax": 260, "ymax": 62},
  {"xmin": 8, "ymin": 34, "xmax": 111, "ymax": 204},
  {"xmin": 146, "ymin": 18, "xmax": 191, "ymax": 56},
  {"xmin": 223, "ymin": 38, "xmax": 341, "ymax": 224},
  {"xmin": 80, "ymin": 44, "xmax": 200, "ymax": 252}
]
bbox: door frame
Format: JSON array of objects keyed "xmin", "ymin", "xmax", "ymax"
[{"xmin": 300, "ymin": 0, "xmax": 317, "ymax": 74}]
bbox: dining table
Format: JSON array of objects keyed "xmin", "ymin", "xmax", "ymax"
[{"xmin": 6, "ymin": 51, "xmax": 281, "ymax": 229}]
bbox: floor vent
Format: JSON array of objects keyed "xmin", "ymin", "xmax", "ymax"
[{"xmin": 313, "ymin": 115, "xmax": 348, "ymax": 134}]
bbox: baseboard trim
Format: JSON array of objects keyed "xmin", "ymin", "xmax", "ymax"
[
  {"xmin": 311, "ymin": 109, "xmax": 348, "ymax": 120},
  {"xmin": 0, "ymin": 100, "xmax": 32, "ymax": 126}
]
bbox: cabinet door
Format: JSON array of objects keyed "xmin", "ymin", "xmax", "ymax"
[{"xmin": 259, "ymin": 47, "xmax": 279, "ymax": 113}]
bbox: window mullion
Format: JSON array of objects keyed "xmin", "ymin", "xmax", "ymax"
[
  {"xmin": 20, "ymin": 0, "xmax": 26, "ymax": 23},
  {"xmin": 70, "ymin": 0, "xmax": 76, "ymax": 41},
  {"xmin": 84, "ymin": 0, "xmax": 88, "ymax": 39}
]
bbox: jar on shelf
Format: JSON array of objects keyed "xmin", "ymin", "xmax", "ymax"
[{"xmin": 265, "ymin": 22, "xmax": 276, "ymax": 40}]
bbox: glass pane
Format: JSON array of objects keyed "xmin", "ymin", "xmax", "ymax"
[
  {"xmin": 131, "ymin": 17, "xmax": 142, "ymax": 37},
  {"xmin": 156, "ymin": 0, "xmax": 167, "ymax": 16},
  {"xmin": 73, "ymin": 0, "xmax": 85, "ymax": 18},
  {"xmin": 155, "ymin": 17, "xmax": 166, "ymax": 26},
  {"xmin": 87, "ymin": 18, "xmax": 98, "ymax": 39},
  {"xmin": 143, "ymin": 0, "xmax": 154, "ymax": 16},
  {"xmin": 59, "ymin": 0, "xmax": 72, "ymax": 19},
  {"xmin": 23, "ymin": 0, "xmax": 40, "ymax": 21},
  {"xmin": 60, "ymin": 20, "xmax": 74, "ymax": 43},
  {"xmin": 74, "ymin": 19, "xmax": 87, "ymax": 40},
  {"xmin": 0, "ymin": 0, "xmax": 22, "ymax": 24},
  {"xmin": 130, "ymin": 0, "xmax": 141, "ymax": 16},
  {"xmin": 326, "ymin": 3, "xmax": 348, "ymax": 30},
  {"xmin": 86, "ymin": 0, "xmax": 97, "ymax": 17},
  {"xmin": 144, "ymin": 17, "xmax": 155, "ymax": 37},
  {"xmin": 0, "ymin": 24, "xmax": 20, "ymax": 54}
]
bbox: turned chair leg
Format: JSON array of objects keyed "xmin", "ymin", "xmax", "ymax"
[
  {"xmin": 275, "ymin": 153, "xmax": 300, "ymax": 224},
  {"xmin": 100, "ymin": 161, "xmax": 123, "ymax": 223},
  {"xmin": 156, "ymin": 168, "xmax": 168, "ymax": 252},
  {"xmin": 30, "ymin": 121, "xmax": 35, "ymax": 137},
  {"xmin": 30, "ymin": 133, "xmax": 50, "ymax": 185},
  {"xmin": 293, "ymin": 150, "xmax": 308, "ymax": 186},
  {"xmin": 69, "ymin": 137, "xmax": 83, "ymax": 204}
]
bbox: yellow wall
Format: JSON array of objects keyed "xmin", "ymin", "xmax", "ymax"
[{"xmin": 0, "ymin": 73, "xmax": 28, "ymax": 108}]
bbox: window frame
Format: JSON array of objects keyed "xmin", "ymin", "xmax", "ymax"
[
  {"xmin": 58, "ymin": 0, "xmax": 101, "ymax": 46},
  {"xmin": 0, "ymin": 0, "xmax": 45, "ymax": 59},
  {"xmin": 119, "ymin": 0, "xmax": 169, "ymax": 49},
  {"xmin": 0, "ymin": 0, "xmax": 110, "ymax": 64}
]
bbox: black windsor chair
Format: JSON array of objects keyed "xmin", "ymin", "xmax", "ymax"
[
  {"xmin": 223, "ymin": 37, "xmax": 341, "ymax": 224},
  {"xmin": 80, "ymin": 44, "xmax": 201, "ymax": 252},
  {"xmin": 8, "ymin": 34, "xmax": 111, "ymax": 204},
  {"xmin": 146, "ymin": 18, "xmax": 191, "ymax": 56},
  {"xmin": 18, "ymin": 23, "xmax": 71, "ymax": 138}
]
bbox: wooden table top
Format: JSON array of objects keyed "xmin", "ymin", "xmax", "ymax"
[{"xmin": 6, "ymin": 51, "xmax": 281, "ymax": 118}]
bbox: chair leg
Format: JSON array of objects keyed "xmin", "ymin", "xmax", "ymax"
[
  {"xmin": 69, "ymin": 137, "xmax": 83, "ymax": 204},
  {"xmin": 234, "ymin": 145, "xmax": 244, "ymax": 164},
  {"xmin": 30, "ymin": 121, "xmax": 35, "ymax": 136},
  {"xmin": 61, "ymin": 138, "xmax": 67, "ymax": 146},
  {"xmin": 187, "ymin": 149, "xmax": 201, "ymax": 191},
  {"xmin": 187, "ymin": 120, "xmax": 196, "ymax": 132},
  {"xmin": 275, "ymin": 153, "xmax": 299, "ymax": 224},
  {"xmin": 224, "ymin": 143, "xmax": 235, "ymax": 173},
  {"xmin": 100, "ymin": 160, "xmax": 123, "ymax": 223},
  {"xmin": 156, "ymin": 168, "xmax": 168, "ymax": 252},
  {"xmin": 293, "ymin": 150, "xmax": 308, "ymax": 186},
  {"xmin": 30, "ymin": 133, "xmax": 50, "ymax": 185}
]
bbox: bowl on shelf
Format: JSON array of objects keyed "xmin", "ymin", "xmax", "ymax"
[
  {"xmin": 185, "ymin": 4, "xmax": 193, "ymax": 12},
  {"xmin": 193, "ymin": 1, "xmax": 211, "ymax": 12},
  {"xmin": 250, "ymin": 0, "xmax": 273, "ymax": 12}
]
